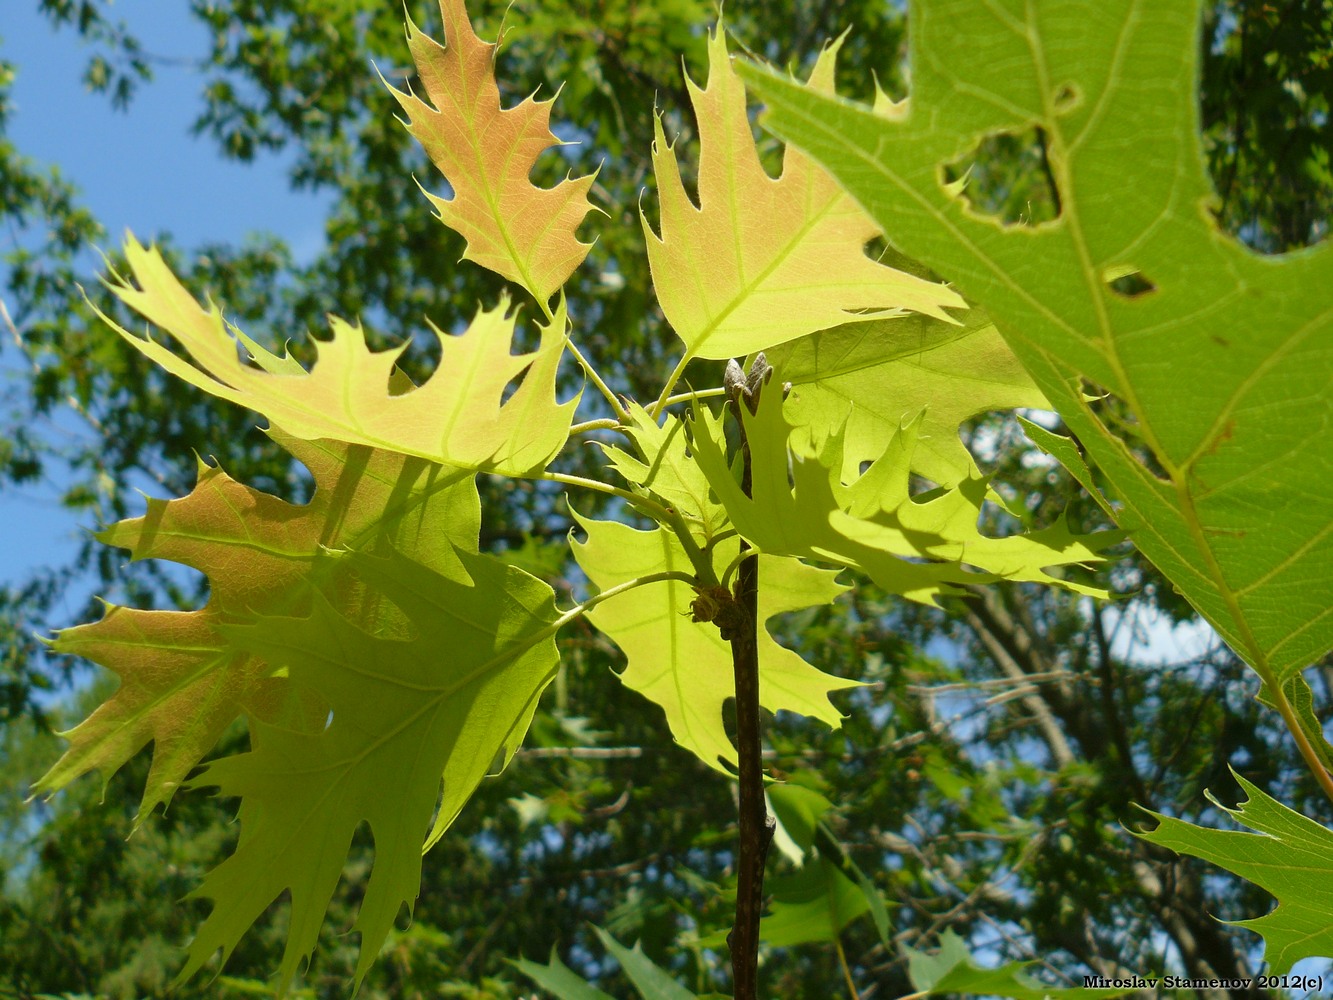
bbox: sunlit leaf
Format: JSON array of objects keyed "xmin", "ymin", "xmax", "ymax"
[
  {"xmin": 904, "ymin": 930, "xmax": 1132, "ymax": 998},
  {"xmin": 179, "ymin": 548, "xmax": 562, "ymax": 992},
  {"xmin": 596, "ymin": 400, "xmax": 729, "ymax": 543},
  {"xmin": 691, "ymin": 391, "xmax": 1113, "ymax": 605},
  {"xmin": 510, "ymin": 949, "xmax": 617, "ymax": 1000},
  {"xmin": 34, "ymin": 433, "xmax": 478, "ymax": 824},
  {"xmin": 765, "ymin": 305, "xmax": 1046, "ymax": 487},
  {"xmin": 388, "ymin": 0, "xmax": 597, "ymax": 301},
  {"xmin": 101, "ymin": 237, "xmax": 577, "ymax": 476},
  {"xmin": 738, "ymin": 0, "xmax": 1333, "ymax": 683},
  {"xmin": 571, "ymin": 511, "xmax": 857, "ymax": 773},
  {"xmin": 1138, "ymin": 771, "xmax": 1333, "ymax": 975},
  {"xmin": 593, "ymin": 926, "xmax": 697, "ymax": 1000},
  {"xmin": 644, "ymin": 27, "xmax": 963, "ymax": 361}
]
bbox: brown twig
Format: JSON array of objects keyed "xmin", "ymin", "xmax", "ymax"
[{"xmin": 723, "ymin": 355, "xmax": 777, "ymax": 1000}]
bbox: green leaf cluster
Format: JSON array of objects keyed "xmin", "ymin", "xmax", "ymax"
[{"xmin": 6, "ymin": 0, "xmax": 1331, "ymax": 995}]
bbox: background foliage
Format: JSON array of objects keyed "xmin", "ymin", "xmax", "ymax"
[{"xmin": 1, "ymin": 1, "xmax": 1329, "ymax": 997}]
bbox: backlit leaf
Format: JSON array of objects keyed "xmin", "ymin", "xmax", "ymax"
[
  {"xmin": 179, "ymin": 547, "xmax": 562, "ymax": 992},
  {"xmin": 644, "ymin": 27, "xmax": 963, "ymax": 361},
  {"xmin": 904, "ymin": 930, "xmax": 1132, "ymax": 998},
  {"xmin": 39, "ymin": 429, "xmax": 565, "ymax": 991},
  {"xmin": 691, "ymin": 392, "xmax": 1112, "ymax": 605},
  {"xmin": 511, "ymin": 931, "xmax": 709, "ymax": 1000},
  {"xmin": 388, "ymin": 0, "xmax": 597, "ymax": 302},
  {"xmin": 1257, "ymin": 675, "xmax": 1333, "ymax": 775},
  {"xmin": 593, "ymin": 926, "xmax": 697, "ymax": 1000},
  {"xmin": 758, "ymin": 859, "xmax": 869, "ymax": 948},
  {"xmin": 765, "ymin": 784, "xmax": 891, "ymax": 947},
  {"xmin": 757, "ymin": 785, "xmax": 882, "ymax": 948},
  {"xmin": 1138, "ymin": 772, "xmax": 1333, "ymax": 975},
  {"xmin": 596, "ymin": 400, "xmax": 729, "ymax": 543},
  {"xmin": 765, "ymin": 305, "xmax": 1046, "ymax": 487},
  {"xmin": 101, "ymin": 237, "xmax": 577, "ymax": 477},
  {"xmin": 510, "ymin": 949, "xmax": 618, "ymax": 1000},
  {"xmin": 571, "ymin": 511, "xmax": 857, "ymax": 773},
  {"xmin": 34, "ymin": 433, "xmax": 478, "ymax": 824}
]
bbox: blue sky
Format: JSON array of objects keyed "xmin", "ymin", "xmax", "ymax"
[{"xmin": 0, "ymin": 2, "xmax": 332, "ymax": 618}]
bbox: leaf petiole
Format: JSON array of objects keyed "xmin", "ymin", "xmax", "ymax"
[
  {"xmin": 719, "ymin": 546, "xmax": 754, "ymax": 590},
  {"xmin": 541, "ymin": 471, "xmax": 673, "ymax": 522},
  {"xmin": 556, "ymin": 569, "xmax": 700, "ymax": 624},
  {"xmin": 665, "ymin": 509, "xmax": 718, "ymax": 589},
  {"xmin": 649, "ymin": 353, "xmax": 694, "ymax": 419},
  {"xmin": 660, "ymin": 385, "xmax": 727, "ymax": 409},
  {"xmin": 564, "ymin": 335, "xmax": 631, "ymax": 423},
  {"xmin": 569, "ymin": 417, "xmax": 625, "ymax": 435}
]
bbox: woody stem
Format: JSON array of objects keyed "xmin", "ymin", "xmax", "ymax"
[{"xmin": 726, "ymin": 359, "xmax": 774, "ymax": 1000}]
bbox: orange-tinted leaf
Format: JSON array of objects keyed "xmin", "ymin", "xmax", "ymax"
[
  {"xmin": 388, "ymin": 0, "xmax": 597, "ymax": 301},
  {"xmin": 33, "ymin": 434, "xmax": 478, "ymax": 823}
]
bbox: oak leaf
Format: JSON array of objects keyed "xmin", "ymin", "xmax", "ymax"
[
  {"xmin": 596, "ymin": 400, "xmax": 729, "ymax": 543},
  {"xmin": 34, "ymin": 433, "xmax": 478, "ymax": 824},
  {"xmin": 691, "ymin": 391, "xmax": 1112, "ymax": 605},
  {"xmin": 178, "ymin": 548, "xmax": 561, "ymax": 993},
  {"xmin": 1139, "ymin": 772, "xmax": 1333, "ymax": 975},
  {"xmin": 644, "ymin": 27, "xmax": 964, "ymax": 361},
  {"xmin": 739, "ymin": 0, "xmax": 1333, "ymax": 683},
  {"xmin": 765, "ymin": 305, "xmax": 1046, "ymax": 488},
  {"xmin": 101, "ymin": 237, "xmax": 576, "ymax": 476},
  {"xmin": 571, "ymin": 511, "xmax": 857, "ymax": 773},
  {"xmin": 388, "ymin": 0, "xmax": 597, "ymax": 302},
  {"xmin": 38, "ymin": 430, "xmax": 563, "ymax": 990}
]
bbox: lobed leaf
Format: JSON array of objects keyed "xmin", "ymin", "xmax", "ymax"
[
  {"xmin": 737, "ymin": 0, "xmax": 1333, "ymax": 683},
  {"xmin": 904, "ymin": 929, "xmax": 1132, "ymax": 998},
  {"xmin": 513, "ymin": 927, "xmax": 705, "ymax": 1000},
  {"xmin": 34, "ymin": 433, "xmax": 478, "ymax": 824},
  {"xmin": 766, "ymin": 783, "xmax": 890, "ymax": 947},
  {"xmin": 748, "ymin": 786, "xmax": 881, "ymax": 948},
  {"xmin": 39, "ymin": 426, "xmax": 565, "ymax": 991},
  {"xmin": 592, "ymin": 927, "xmax": 697, "ymax": 1000},
  {"xmin": 570, "ymin": 511, "xmax": 857, "ymax": 774},
  {"xmin": 596, "ymin": 400, "xmax": 729, "ymax": 543},
  {"xmin": 179, "ymin": 547, "xmax": 562, "ymax": 993},
  {"xmin": 388, "ymin": 0, "xmax": 597, "ymax": 302},
  {"xmin": 765, "ymin": 304, "xmax": 1046, "ymax": 488},
  {"xmin": 755, "ymin": 859, "xmax": 869, "ymax": 948},
  {"xmin": 644, "ymin": 27, "xmax": 963, "ymax": 361},
  {"xmin": 691, "ymin": 391, "xmax": 1113, "ymax": 605},
  {"xmin": 510, "ymin": 950, "xmax": 618, "ymax": 1000},
  {"xmin": 1138, "ymin": 772, "xmax": 1333, "ymax": 975},
  {"xmin": 101, "ymin": 237, "xmax": 577, "ymax": 477}
]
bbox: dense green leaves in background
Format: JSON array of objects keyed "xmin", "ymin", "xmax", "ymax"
[{"xmin": 1, "ymin": 0, "xmax": 1330, "ymax": 998}]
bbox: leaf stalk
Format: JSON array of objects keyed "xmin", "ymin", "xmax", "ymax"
[
  {"xmin": 541, "ymin": 471, "xmax": 673, "ymax": 522},
  {"xmin": 565, "ymin": 335, "xmax": 631, "ymax": 423},
  {"xmin": 650, "ymin": 352, "xmax": 694, "ymax": 419}
]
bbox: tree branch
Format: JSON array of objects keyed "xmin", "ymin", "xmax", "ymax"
[
  {"xmin": 724, "ymin": 355, "xmax": 776, "ymax": 1000},
  {"xmin": 960, "ymin": 588, "xmax": 1077, "ymax": 769}
]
